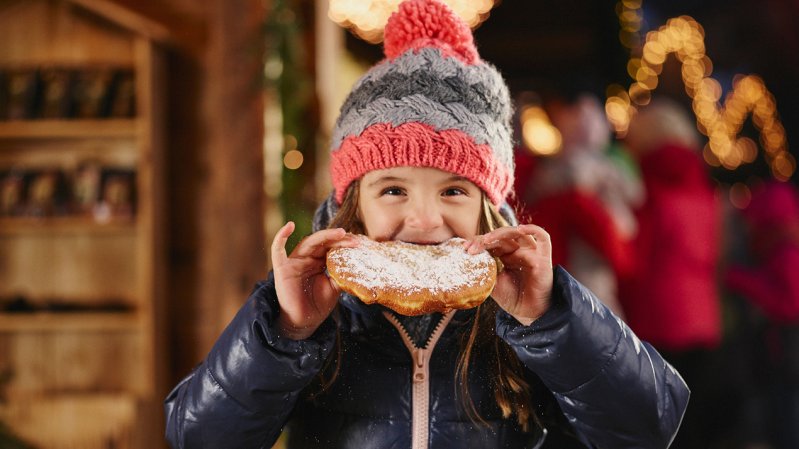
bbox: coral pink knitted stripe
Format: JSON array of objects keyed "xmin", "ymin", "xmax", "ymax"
[{"xmin": 331, "ymin": 122, "xmax": 512, "ymax": 205}]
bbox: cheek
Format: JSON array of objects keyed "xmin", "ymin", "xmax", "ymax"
[
  {"xmin": 447, "ymin": 200, "xmax": 482, "ymax": 238},
  {"xmin": 358, "ymin": 199, "xmax": 403, "ymax": 238},
  {"xmin": 468, "ymin": 206, "xmax": 483, "ymax": 235}
]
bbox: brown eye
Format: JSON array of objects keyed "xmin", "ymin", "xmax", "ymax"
[
  {"xmin": 443, "ymin": 187, "xmax": 466, "ymax": 196},
  {"xmin": 381, "ymin": 187, "xmax": 404, "ymax": 196}
]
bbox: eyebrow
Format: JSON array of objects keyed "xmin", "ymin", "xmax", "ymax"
[
  {"xmin": 446, "ymin": 176, "xmax": 470, "ymax": 183},
  {"xmin": 366, "ymin": 176, "xmax": 407, "ymax": 188},
  {"xmin": 366, "ymin": 175, "xmax": 470, "ymax": 188}
]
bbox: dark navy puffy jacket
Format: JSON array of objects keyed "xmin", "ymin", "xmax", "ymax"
[{"xmin": 165, "ymin": 267, "xmax": 689, "ymax": 448}]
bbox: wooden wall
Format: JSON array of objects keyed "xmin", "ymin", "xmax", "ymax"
[{"xmin": 120, "ymin": 0, "xmax": 270, "ymax": 384}]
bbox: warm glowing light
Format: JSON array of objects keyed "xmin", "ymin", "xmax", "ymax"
[
  {"xmin": 283, "ymin": 149, "xmax": 304, "ymax": 169},
  {"xmin": 703, "ymin": 145, "xmax": 720, "ymax": 167},
  {"xmin": 520, "ymin": 106, "xmax": 562, "ymax": 156},
  {"xmin": 284, "ymin": 134, "xmax": 298, "ymax": 151},
  {"xmin": 609, "ymin": 7, "xmax": 793, "ymax": 179},
  {"xmin": 604, "ymin": 87, "xmax": 633, "ymax": 135},
  {"xmin": 773, "ymin": 153, "xmax": 796, "ymax": 181},
  {"xmin": 736, "ymin": 137, "xmax": 758, "ymax": 163},
  {"xmin": 729, "ymin": 182, "xmax": 752, "ymax": 209},
  {"xmin": 329, "ymin": 0, "xmax": 496, "ymax": 43},
  {"xmin": 616, "ymin": 0, "xmax": 644, "ymax": 49}
]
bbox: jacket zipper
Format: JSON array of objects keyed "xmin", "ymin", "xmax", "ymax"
[{"xmin": 383, "ymin": 310, "xmax": 456, "ymax": 449}]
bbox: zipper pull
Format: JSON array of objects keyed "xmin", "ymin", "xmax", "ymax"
[{"xmin": 412, "ymin": 348, "xmax": 426, "ymax": 383}]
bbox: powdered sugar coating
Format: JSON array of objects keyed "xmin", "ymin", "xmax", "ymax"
[{"xmin": 327, "ymin": 236, "xmax": 494, "ymax": 294}]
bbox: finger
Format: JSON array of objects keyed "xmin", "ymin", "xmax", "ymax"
[
  {"xmin": 516, "ymin": 224, "xmax": 551, "ymax": 247},
  {"xmin": 484, "ymin": 238, "xmax": 524, "ymax": 258},
  {"xmin": 469, "ymin": 227, "xmax": 535, "ymax": 255},
  {"xmin": 270, "ymin": 221, "xmax": 295, "ymax": 268},
  {"xmin": 327, "ymin": 274, "xmax": 342, "ymax": 294},
  {"xmin": 292, "ymin": 228, "xmax": 358, "ymax": 259},
  {"xmin": 489, "ymin": 224, "xmax": 546, "ymax": 242},
  {"xmin": 496, "ymin": 248, "xmax": 549, "ymax": 269},
  {"xmin": 484, "ymin": 225, "xmax": 529, "ymax": 242},
  {"xmin": 462, "ymin": 236, "xmax": 480, "ymax": 253},
  {"xmin": 489, "ymin": 225, "xmax": 550, "ymax": 251}
]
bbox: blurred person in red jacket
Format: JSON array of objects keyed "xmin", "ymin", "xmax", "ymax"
[
  {"xmin": 725, "ymin": 180, "xmax": 799, "ymax": 449},
  {"xmin": 620, "ymin": 98, "xmax": 723, "ymax": 449},
  {"xmin": 515, "ymin": 93, "xmax": 642, "ymax": 319}
]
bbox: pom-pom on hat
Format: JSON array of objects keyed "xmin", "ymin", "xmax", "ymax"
[{"xmin": 328, "ymin": 0, "xmax": 514, "ymax": 206}]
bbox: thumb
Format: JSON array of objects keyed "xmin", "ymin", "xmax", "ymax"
[{"xmin": 271, "ymin": 221, "xmax": 295, "ymax": 270}]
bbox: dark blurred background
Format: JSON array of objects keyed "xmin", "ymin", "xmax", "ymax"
[{"xmin": 346, "ymin": 0, "xmax": 799, "ymax": 183}]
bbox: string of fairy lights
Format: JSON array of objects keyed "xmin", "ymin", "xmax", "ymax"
[
  {"xmin": 608, "ymin": 1, "xmax": 795, "ymax": 181},
  {"xmin": 323, "ymin": 1, "xmax": 793, "ymax": 181}
]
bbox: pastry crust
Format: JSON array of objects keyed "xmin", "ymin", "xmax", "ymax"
[{"xmin": 326, "ymin": 236, "xmax": 497, "ymax": 315}]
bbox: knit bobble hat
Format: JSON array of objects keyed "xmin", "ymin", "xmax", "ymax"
[{"xmin": 329, "ymin": 0, "xmax": 514, "ymax": 207}]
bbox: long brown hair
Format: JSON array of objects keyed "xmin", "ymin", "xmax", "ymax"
[{"xmin": 325, "ymin": 180, "xmax": 535, "ymax": 431}]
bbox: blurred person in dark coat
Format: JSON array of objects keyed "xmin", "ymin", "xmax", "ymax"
[{"xmin": 725, "ymin": 180, "xmax": 799, "ymax": 449}]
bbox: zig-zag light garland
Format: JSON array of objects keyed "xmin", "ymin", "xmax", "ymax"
[{"xmin": 607, "ymin": 4, "xmax": 794, "ymax": 180}]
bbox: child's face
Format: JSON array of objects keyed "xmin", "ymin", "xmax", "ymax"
[{"xmin": 358, "ymin": 166, "xmax": 482, "ymax": 244}]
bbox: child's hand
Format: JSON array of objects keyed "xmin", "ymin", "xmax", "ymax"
[
  {"xmin": 270, "ymin": 222, "xmax": 358, "ymax": 339},
  {"xmin": 465, "ymin": 224, "xmax": 553, "ymax": 326}
]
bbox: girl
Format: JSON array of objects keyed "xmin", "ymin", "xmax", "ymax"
[{"xmin": 165, "ymin": 1, "xmax": 689, "ymax": 447}]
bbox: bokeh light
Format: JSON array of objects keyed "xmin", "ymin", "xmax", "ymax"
[
  {"xmin": 608, "ymin": 5, "xmax": 792, "ymax": 179},
  {"xmin": 283, "ymin": 149, "xmax": 304, "ymax": 170},
  {"xmin": 729, "ymin": 182, "xmax": 752, "ymax": 209},
  {"xmin": 520, "ymin": 105, "xmax": 562, "ymax": 156},
  {"xmin": 329, "ymin": 0, "xmax": 496, "ymax": 43}
]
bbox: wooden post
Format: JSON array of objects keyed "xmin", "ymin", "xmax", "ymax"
[{"xmin": 193, "ymin": 0, "xmax": 267, "ymax": 354}]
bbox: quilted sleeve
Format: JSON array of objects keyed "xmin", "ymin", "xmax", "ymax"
[
  {"xmin": 497, "ymin": 266, "xmax": 689, "ymax": 449},
  {"xmin": 164, "ymin": 274, "xmax": 336, "ymax": 449}
]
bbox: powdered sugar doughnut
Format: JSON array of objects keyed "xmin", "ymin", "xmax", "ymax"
[{"xmin": 326, "ymin": 236, "xmax": 497, "ymax": 315}]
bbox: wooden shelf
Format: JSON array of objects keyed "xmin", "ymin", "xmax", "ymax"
[
  {"xmin": 2, "ymin": 392, "xmax": 138, "ymax": 449},
  {"xmin": 0, "ymin": 119, "xmax": 138, "ymax": 139},
  {"xmin": 0, "ymin": 311, "xmax": 140, "ymax": 333},
  {"xmin": 0, "ymin": 2, "xmax": 167, "ymax": 447},
  {"xmin": 0, "ymin": 216, "xmax": 136, "ymax": 235}
]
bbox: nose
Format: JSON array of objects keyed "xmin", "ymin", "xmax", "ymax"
[{"xmin": 405, "ymin": 197, "xmax": 444, "ymax": 231}]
